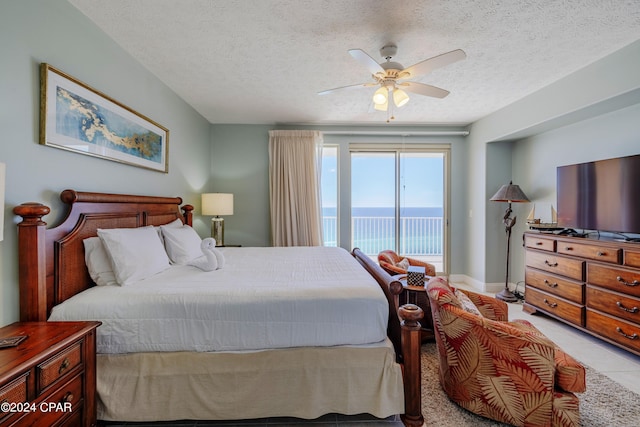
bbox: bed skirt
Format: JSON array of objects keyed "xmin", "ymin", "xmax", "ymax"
[{"xmin": 96, "ymin": 339, "xmax": 404, "ymax": 421}]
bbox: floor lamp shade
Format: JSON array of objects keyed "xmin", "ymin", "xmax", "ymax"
[
  {"xmin": 490, "ymin": 182, "xmax": 529, "ymax": 302},
  {"xmin": 201, "ymin": 193, "xmax": 233, "ymax": 246}
]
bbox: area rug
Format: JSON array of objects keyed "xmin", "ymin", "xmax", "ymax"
[{"xmin": 421, "ymin": 343, "xmax": 640, "ymax": 426}]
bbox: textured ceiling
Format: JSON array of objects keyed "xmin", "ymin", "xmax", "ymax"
[{"xmin": 67, "ymin": 0, "xmax": 640, "ymax": 125}]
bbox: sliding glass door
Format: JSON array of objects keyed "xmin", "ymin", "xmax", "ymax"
[{"xmin": 350, "ymin": 148, "xmax": 447, "ymax": 273}]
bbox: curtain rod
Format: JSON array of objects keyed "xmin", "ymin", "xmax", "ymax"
[{"xmin": 320, "ymin": 130, "xmax": 469, "ymax": 136}]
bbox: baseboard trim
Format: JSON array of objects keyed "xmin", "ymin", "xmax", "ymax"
[{"xmin": 448, "ymin": 274, "xmax": 509, "ymax": 294}]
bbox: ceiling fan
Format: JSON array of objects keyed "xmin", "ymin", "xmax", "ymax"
[{"xmin": 318, "ymin": 44, "xmax": 466, "ymax": 113}]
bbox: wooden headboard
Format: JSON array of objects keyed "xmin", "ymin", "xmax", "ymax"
[{"xmin": 13, "ymin": 189, "xmax": 193, "ymax": 322}]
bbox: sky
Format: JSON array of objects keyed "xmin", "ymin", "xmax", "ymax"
[{"xmin": 321, "ymin": 149, "xmax": 444, "ymax": 209}]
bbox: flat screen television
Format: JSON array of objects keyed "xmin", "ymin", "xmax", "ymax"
[{"xmin": 557, "ymin": 154, "xmax": 640, "ymax": 236}]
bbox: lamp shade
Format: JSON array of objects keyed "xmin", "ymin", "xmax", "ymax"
[
  {"xmin": 393, "ymin": 88, "xmax": 409, "ymax": 107},
  {"xmin": 202, "ymin": 193, "xmax": 234, "ymax": 216},
  {"xmin": 372, "ymin": 87, "xmax": 388, "ymax": 105},
  {"xmin": 490, "ymin": 181, "xmax": 529, "ymax": 203}
]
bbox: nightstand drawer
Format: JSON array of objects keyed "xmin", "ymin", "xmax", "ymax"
[
  {"xmin": 38, "ymin": 342, "xmax": 82, "ymax": 391},
  {"xmin": 19, "ymin": 373, "xmax": 83, "ymax": 427},
  {"xmin": 0, "ymin": 374, "xmax": 28, "ymax": 404},
  {"xmin": 0, "ymin": 374, "xmax": 28, "ymax": 421}
]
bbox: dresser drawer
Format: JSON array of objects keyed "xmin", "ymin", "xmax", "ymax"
[
  {"xmin": 525, "ymin": 268, "xmax": 584, "ymax": 303},
  {"xmin": 526, "ymin": 250, "xmax": 585, "ymax": 281},
  {"xmin": 37, "ymin": 342, "xmax": 82, "ymax": 391},
  {"xmin": 587, "ymin": 264, "xmax": 640, "ymax": 298},
  {"xmin": 586, "ymin": 309, "xmax": 640, "ymax": 353},
  {"xmin": 525, "ymin": 287, "xmax": 584, "ymax": 326},
  {"xmin": 524, "ymin": 235, "xmax": 555, "ymax": 252},
  {"xmin": 557, "ymin": 241, "xmax": 621, "ymax": 264},
  {"xmin": 624, "ymin": 250, "xmax": 640, "ymax": 269},
  {"xmin": 586, "ymin": 285, "xmax": 640, "ymax": 325}
]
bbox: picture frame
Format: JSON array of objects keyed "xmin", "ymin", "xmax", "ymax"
[{"xmin": 40, "ymin": 63, "xmax": 169, "ymax": 173}]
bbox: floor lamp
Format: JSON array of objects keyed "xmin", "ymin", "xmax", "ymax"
[{"xmin": 490, "ymin": 181, "xmax": 530, "ymax": 302}]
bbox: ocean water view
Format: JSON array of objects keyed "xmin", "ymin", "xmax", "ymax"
[{"xmin": 322, "ymin": 207, "xmax": 444, "ymax": 255}]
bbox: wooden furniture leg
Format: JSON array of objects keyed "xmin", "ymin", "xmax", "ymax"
[{"xmin": 399, "ymin": 304, "xmax": 424, "ymax": 427}]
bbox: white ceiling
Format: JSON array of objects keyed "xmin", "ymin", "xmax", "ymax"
[{"xmin": 68, "ymin": 0, "xmax": 640, "ymax": 126}]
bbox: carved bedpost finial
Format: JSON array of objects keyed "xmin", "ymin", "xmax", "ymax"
[
  {"xmin": 13, "ymin": 202, "xmax": 51, "ymax": 322},
  {"xmin": 181, "ymin": 204, "xmax": 194, "ymax": 226},
  {"xmin": 13, "ymin": 202, "xmax": 51, "ymax": 226}
]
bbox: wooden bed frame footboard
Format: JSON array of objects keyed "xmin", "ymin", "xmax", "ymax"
[
  {"xmin": 13, "ymin": 190, "xmax": 423, "ymax": 427},
  {"xmin": 351, "ymin": 248, "xmax": 424, "ymax": 427}
]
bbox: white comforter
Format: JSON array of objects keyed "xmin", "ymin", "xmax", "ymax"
[{"xmin": 49, "ymin": 246, "xmax": 388, "ymax": 354}]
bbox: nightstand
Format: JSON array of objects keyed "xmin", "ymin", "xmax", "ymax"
[
  {"xmin": 394, "ymin": 275, "xmax": 434, "ymax": 342},
  {"xmin": 0, "ymin": 321, "xmax": 101, "ymax": 427}
]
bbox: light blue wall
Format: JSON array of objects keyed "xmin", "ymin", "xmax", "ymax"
[
  {"xmin": 0, "ymin": 0, "xmax": 211, "ymax": 326},
  {"xmin": 510, "ymin": 103, "xmax": 640, "ymax": 285},
  {"xmin": 465, "ymin": 39, "xmax": 640, "ymax": 288},
  {"xmin": 210, "ymin": 124, "xmax": 470, "ymax": 273},
  {"xmin": 210, "ymin": 124, "xmax": 275, "ymax": 247}
]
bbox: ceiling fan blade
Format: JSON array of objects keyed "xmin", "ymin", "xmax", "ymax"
[
  {"xmin": 402, "ymin": 49, "xmax": 466, "ymax": 79},
  {"xmin": 401, "ymin": 82, "xmax": 450, "ymax": 99},
  {"xmin": 318, "ymin": 82, "xmax": 376, "ymax": 95},
  {"xmin": 348, "ymin": 49, "xmax": 385, "ymax": 75}
]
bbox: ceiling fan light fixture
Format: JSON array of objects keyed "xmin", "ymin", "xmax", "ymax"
[
  {"xmin": 372, "ymin": 87, "xmax": 388, "ymax": 105},
  {"xmin": 373, "ymin": 97, "xmax": 388, "ymax": 111},
  {"xmin": 393, "ymin": 88, "xmax": 409, "ymax": 107}
]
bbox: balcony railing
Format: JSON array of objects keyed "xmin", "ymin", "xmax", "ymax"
[{"xmin": 323, "ymin": 215, "xmax": 443, "ymax": 256}]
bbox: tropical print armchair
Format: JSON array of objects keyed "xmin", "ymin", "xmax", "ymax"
[
  {"xmin": 377, "ymin": 249, "xmax": 436, "ymax": 276},
  {"xmin": 426, "ymin": 277, "xmax": 586, "ymax": 427}
]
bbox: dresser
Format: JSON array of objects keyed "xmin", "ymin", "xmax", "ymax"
[
  {"xmin": 524, "ymin": 232, "xmax": 640, "ymax": 356},
  {"xmin": 0, "ymin": 321, "xmax": 100, "ymax": 427}
]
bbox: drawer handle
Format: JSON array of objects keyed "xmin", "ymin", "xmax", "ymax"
[
  {"xmin": 543, "ymin": 298, "xmax": 558, "ymax": 308},
  {"xmin": 535, "ymin": 242, "xmax": 543, "ymax": 245},
  {"xmin": 616, "ymin": 301, "xmax": 639, "ymax": 313},
  {"xmin": 565, "ymin": 246, "xmax": 573, "ymax": 251},
  {"xmin": 544, "ymin": 260, "xmax": 558, "ymax": 267},
  {"xmin": 616, "ymin": 327, "xmax": 639, "ymax": 340},
  {"xmin": 543, "ymin": 279, "xmax": 558, "ymax": 288},
  {"xmin": 61, "ymin": 392, "xmax": 74, "ymax": 404},
  {"xmin": 616, "ymin": 276, "xmax": 640, "ymax": 287},
  {"xmin": 58, "ymin": 357, "xmax": 71, "ymax": 374},
  {"xmin": 597, "ymin": 251, "xmax": 605, "ymax": 256}
]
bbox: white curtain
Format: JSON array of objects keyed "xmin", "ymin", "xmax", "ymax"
[{"xmin": 268, "ymin": 130, "xmax": 324, "ymax": 246}]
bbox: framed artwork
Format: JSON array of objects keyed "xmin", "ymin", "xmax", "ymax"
[{"xmin": 40, "ymin": 63, "xmax": 169, "ymax": 173}]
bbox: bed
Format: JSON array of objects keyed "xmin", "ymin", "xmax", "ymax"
[{"xmin": 14, "ymin": 189, "xmax": 424, "ymax": 426}]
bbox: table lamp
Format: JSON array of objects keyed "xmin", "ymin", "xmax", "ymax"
[{"xmin": 201, "ymin": 193, "xmax": 233, "ymax": 246}]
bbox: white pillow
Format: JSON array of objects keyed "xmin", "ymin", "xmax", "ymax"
[
  {"xmin": 83, "ymin": 237, "xmax": 117, "ymax": 286},
  {"xmin": 97, "ymin": 226, "xmax": 170, "ymax": 286},
  {"xmin": 160, "ymin": 225, "xmax": 203, "ymax": 265},
  {"xmin": 155, "ymin": 217, "xmax": 184, "ymax": 242}
]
